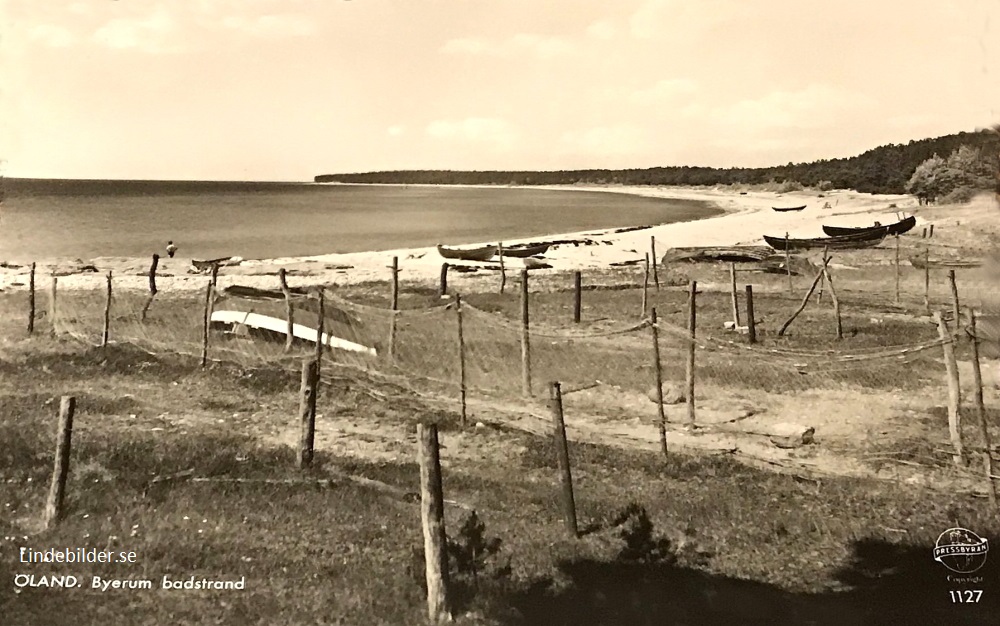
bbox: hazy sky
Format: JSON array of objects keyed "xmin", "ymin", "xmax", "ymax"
[{"xmin": 1, "ymin": 0, "xmax": 997, "ymax": 181}]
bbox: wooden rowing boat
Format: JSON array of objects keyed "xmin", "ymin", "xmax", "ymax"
[
  {"xmin": 822, "ymin": 215, "xmax": 916, "ymax": 238},
  {"xmin": 763, "ymin": 232, "xmax": 887, "ymax": 251},
  {"xmin": 210, "ymin": 310, "xmax": 377, "ymax": 356},
  {"xmin": 908, "ymin": 255, "xmax": 981, "ymax": 270},
  {"xmin": 436, "ymin": 244, "xmax": 497, "ymax": 262},
  {"xmin": 191, "ymin": 256, "xmax": 243, "ymax": 273},
  {"xmin": 772, "ymin": 205, "xmax": 807, "ymax": 212},
  {"xmin": 499, "ymin": 243, "xmax": 552, "ymax": 258},
  {"xmin": 661, "ymin": 246, "xmax": 774, "ymax": 264}
]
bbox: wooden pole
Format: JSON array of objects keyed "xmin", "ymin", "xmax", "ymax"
[
  {"xmin": 389, "ymin": 257, "xmax": 399, "ymax": 361},
  {"xmin": 201, "ymin": 280, "xmax": 213, "ymax": 368},
  {"xmin": 520, "ymin": 269, "xmax": 531, "ymax": 397},
  {"xmin": 745, "ymin": 285, "xmax": 757, "ymax": 344},
  {"xmin": 417, "ymin": 423, "xmax": 452, "ymax": 623},
  {"xmin": 778, "ymin": 259, "xmax": 829, "ymax": 336},
  {"xmin": 498, "ymin": 242, "xmax": 506, "ymax": 294},
  {"xmin": 651, "ymin": 308, "xmax": 667, "ymax": 457},
  {"xmin": 948, "ymin": 269, "xmax": 960, "ymax": 330},
  {"xmin": 729, "ymin": 262, "xmax": 740, "ymax": 326},
  {"xmin": 456, "ymin": 294, "xmax": 467, "ymax": 427},
  {"xmin": 922, "ymin": 227, "xmax": 927, "ymax": 238},
  {"xmin": 210, "ymin": 263, "xmax": 219, "ymax": 288},
  {"xmin": 44, "ymin": 396, "xmax": 75, "ymax": 529},
  {"xmin": 651, "ymin": 236, "xmax": 660, "ymax": 291},
  {"xmin": 298, "ymin": 358, "xmax": 319, "ymax": 469},
  {"xmin": 821, "ymin": 255, "xmax": 843, "ymax": 340},
  {"xmin": 102, "ymin": 271, "xmax": 112, "ymax": 347},
  {"xmin": 784, "ymin": 233, "xmax": 792, "ymax": 294},
  {"xmin": 48, "ymin": 274, "xmax": 57, "ymax": 337},
  {"xmin": 894, "ymin": 234, "xmax": 900, "ymax": 304},
  {"xmin": 27, "ymin": 262, "xmax": 35, "ymax": 335},
  {"xmin": 686, "ymin": 281, "xmax": 697, "ymax": 427},
  {"xmin": 314, "ymin": 289, "xmax": 325, "ymax": 374},
  {"xmin": 934, "ymin": 312, "xmax": 965, "ymax": 467},
  {"xmin": 439, "ymin": 262, "xmax": 448, "ymax": 297},
  {"xmin": 573, "ymin": 271, "xmax": 582, "ymax": 324},
  {"xmin": 641, "ymin": 253, "xmax": 650, "ymax": 317},
  {"xmin": 549, "ymin": 382, "xmax": 578, "ymax": 537},
  {"xmin": 929, "ymin": 224, "xmax": 934, "ymax": 238},
  {"xmin": 969, "ymin": 311, "xmax": 997, "ymax": 508},
  {"xmin": 140, "ymin": 254, "xmax": 159, "ymax": 322},
  {"xmin": 924, "ymin": 248, "xmax": 931, "ymax": 314},
  {"xmin": 279, "ymin": 268, "xmax": 294, "ymax": 353}
]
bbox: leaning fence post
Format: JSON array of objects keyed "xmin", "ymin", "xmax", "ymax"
[
  {"xmin": 140, "ymin": 253, "xmax": 159, "ymax": 322},
  {"xmin": 48, "ymin": 273, "xmax": 58, "ymax": 337},
  {"xmin": 934, "ymin": 312, "xmax": 965, "ymax": 467},
  {"xmin": 821, "ymin": 253, "xmax": 842, "ymax": 340},
  {"xmin": 417, "ymin": 423, "xmax": 452, "ymax": 623},
  {"xmin": 745, "ymin": 285, "xmax": 757, "ymax": 344},
  {"xmin": 520, "ymin": 269, "xmax": 532, "ymax": 397},
  {"xmin": 27, "ymin": 262, "xmax": 35, "ymax": 335},
  {"xmin": 456, "ymin": 294, "xmax": 468, "ymax": 427},
  {"xmin": 686, "ymin": 281, "xmax": 697, "ymax": 427},
  {"xmin": 573, "ymin": 271, "xmax": 582, "ymax": 324},
  {"xmin": 388, "ymin": 257, "xmax": 399, "ymax": 361},
  {"xmin": 298, "ymin": 358, "xmax": 319, "ymax": 469},
  {"xmin": 44, "ymin": 396, "xmax": 76, "ymax": 529},
  {"xmin": 729, "ymin": 262, "xmax": 740, "ymax": 326},
  {"xmin": 549, "ymin": 382, "xmax": 579, "ymax": 538},
  {"xmin": 650, "ymin": 308, "xmax": 667, "ymax": 457},
  {"xmin": 201, "ymin": 279, "xmax": 213, "ymax": 368},
  {"xmin": 969, "ymin": 311, "xmax": 997, "ymax": 508},
  {"xmin": 641, "ymin": 253, "xmax": 650, "ymax": 317},
  {"xmin": 102, "ymin": 271, "xmax": 112, "ymax": 347},
  {"xmin": 651, "ymin": 236, "xmax": 660, "ymax": 291},
  {"xmin": 279, "ymin": 268, "xmax": 294, "ymax": 353},
  {"xmin": 948, "ymin": 270, "xmax": 960, "ymax": 334}
]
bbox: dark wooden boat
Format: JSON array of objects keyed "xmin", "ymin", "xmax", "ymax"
[
  {"xmin": 763, "ymin": 232, "xmax": 887, "ymax": 251},
  {"xmin": 437, "ymin": 244, "xmax": 498, "ymax": 262},
  {"xmin": 908, "ymin": 255, "xmax": 981, "ymax": 270},
  {"xmin": 661, "ymin": 246, "xmax": 773, "ymax": 264},
  {"xmin": 822, "ymin": 215, "xmax": 916, "ymax": 238},
  {"xmin": 772, "ymin": 205, "xmax": 807, "ymax": 212},
  {"xmin": 191, "ymin": 256, "xmax": 243, "ymax": 273},
  {"xmin": 499, "ymin": 243, "xmax": 552, "ymax": 258}
]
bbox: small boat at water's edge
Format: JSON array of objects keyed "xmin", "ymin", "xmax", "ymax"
[
  {"xmin": 500, "ymin": 243, "xmax": 552, "ymax": 258},
  {"xmin": 822, "ymin": 215, "xmax": 916, "ymax": 238},
  {"xmin": 437, "ymin": 244, "xmax": 498, "ymax": 262},
  {"xmin": 772, "ymin": 205, "xmax": 807, "ymax": 212},
  {"xmin": 763, "ymin": 233, "xmax": 887, "ymax": 251}
]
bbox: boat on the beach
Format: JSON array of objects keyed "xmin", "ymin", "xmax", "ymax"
[
  {"xmin": 763, "ymin": 232, "xmax": 887, "ymax": 251},
  {"xmin": 191, "ymin": 256, "xmax": 244, "ymax": 273},
  {"xmin": 436, "ymin": 244, "xmax": 498, "ymax": 262},
  {"xmin": 908, "ymin": 255, "xmax": 981, "ymax": 270},
  {"xmin": 499, "ymin": 243, "xmax": 552, "ymax": 258},
  {"xmin": 822, "ymin": 215, "xmax": 916, "ymax": 238},
  {"xmin": 661, "ymin": 246, "xmax": 773, "ymax": 264},
  {"xmin": 772, "ymin": 205, "xmax": 807, "ymax": 212},
  {"xmin": 210, "ymin": 310, "xmax": 376, "ymax": 356}
]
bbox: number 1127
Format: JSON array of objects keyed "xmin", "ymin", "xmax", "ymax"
[{"xmin": 950, "ymin": 590, "xmax": 983, "ymax": 603}]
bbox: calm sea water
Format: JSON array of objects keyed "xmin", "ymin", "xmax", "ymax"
[{"xmin": 0, "ymin": 179, "xmax": 721, "ymax": 263}]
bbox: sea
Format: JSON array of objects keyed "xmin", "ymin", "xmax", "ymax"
[{"xmin": 0, "ymin": 179, "xmax": 722, "ymax": 263}]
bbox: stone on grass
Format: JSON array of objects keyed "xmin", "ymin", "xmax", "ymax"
[{"xmin": 646, "ymin": 384, "xmax": 686, "ymax": 405}]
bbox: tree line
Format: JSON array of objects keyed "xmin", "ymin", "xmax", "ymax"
[{"xmin": 316, "ymin": 129, "xmax": 999, "ymax": 197}]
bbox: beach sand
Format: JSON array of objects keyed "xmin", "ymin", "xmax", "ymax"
[{"xmin": 0, "ymin": 185, "xmax": 921, "ymax": 293}]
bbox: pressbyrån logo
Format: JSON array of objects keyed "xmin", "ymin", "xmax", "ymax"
[{"xmin": 933, "ymin": 528, "xmax": 989, "ymax": 574}]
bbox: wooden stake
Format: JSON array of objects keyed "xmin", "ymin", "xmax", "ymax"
[
  {"xmin": 102, "ymin": 271, "xmax": 112, "ymax": 347},
  {"xmin": 935, "ymin": 312, "xmax": 965, "ymax": 467},
  {"xmin": 894, "ymin": 234, "xmax": 900, "ymax": 304},
  {"xmin": 520, "ymin": 269, "xmax": 531, "ymax": 397},
  {"xmin": 948, "ymin": 269, "xmax": 960, "ymax": 331},
  {"xmin": 929, "ymin": 224, "xmax": 934, "ymax": 238},
  {"xmin": 651, "ymin": 236, "xmax": 660, "ymax": 291},
  {"xmin": 969, "ymin": 311, "xmax": 997, "ymax": 508},
  {"xmin": 778, "ymin": 259, "xmax": 830, "ymax": 336},
  {"xmin": 279, "ymin": 268, "xmax": 294, "ymax": 353},
  {"xmin": 48, "ymin": 274, "xmax": 57, "ymax": 337},
  {"xmin": 417, "ymin": 423, "xmax": 452, "ymax": 623},
  {"xmin": 821, "ymin": 256, "xmax": 842, "ymax": 340},
  {"xmin": 201, "ymin": 280, "xmax": 213, "ymax": 368},
  {"xmin": 314, "ymin": 289, "xmax": 325, "ymax": 375},
  {"xmin": 210, "ymin": 263, "xmax": 219, "ymax": 288},
  {"xmin": 785, "ymin": 233, "xmax": 792, "ymax": 294},
  {"xmin": 388, "ymin": 257, "xmax": 399, "ymax": 361},
  {"xmin": 745, "ymin": 285, "xmax": 757, "ymax": 344},
  {"xmin": 729, "ymin": 262, "xmax": 740, "ymax": 326},
  {"xmin": 298, "ymin": 358, "xmax": 318, "ymax": 469},
  {"xmin": 641, "ymin": 253, "xmax": 650, "ymax": 317},
  {"xmin": 44, "ymin": 396, "xmax": 75, "ymax": 529},
  {"xmin": 27, "ymin": 262, "xmax": 35, "ymax": 335},
  {"xmin": 140, "ymin": 254, "xmax": 159, "ymax": 322},
  {"xmin": 651, "ymin": 308, "xmax": 667, "ymax": 457},
  {"xmin": 439, "ymin": 262, "xmax": 448, "ymax": 297},
  {"xmin": 498, "ymin": 242, "xmax": 506, "ymax": 294},
  {"xmin": 573, "ymin": 271, "xmax": 582, "ymax": 324},
  {"xmin": 456, "ymin": 294, "xmax": 467, "ymax": 427},
  {"xmin": 686, "ymin": 281, "xmax": 697, "ymax": 427},
  {"xmin": 924, "ymin": 248, "xmax": 930, "ymax": 314},
  {"xmin": 549, "ymin": 382, "xmax": 578, "ymax": 537}
]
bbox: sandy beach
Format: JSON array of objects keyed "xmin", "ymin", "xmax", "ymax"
[{"xmin": 0, "ymin": 184, "xmax": 920, "ymax": 293}]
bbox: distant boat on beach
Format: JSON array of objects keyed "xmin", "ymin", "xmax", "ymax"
[
  {"xmin": 763, "ymin": 232, "xmax": 887, "ymax": 251},
  {"xmin": 499, "ymin": 243, "xmax": 552, "ymax": 258},
  {"xmin": 436, "ymin": 244, "xmax": 498, "ymax": 262},
  {"xmin": 822, "ymin": 215, "xmax": 916, "ymax": 238},
  {"xmin": 772, "ymin": 205, "xmax": 807, "ymax": 212}
]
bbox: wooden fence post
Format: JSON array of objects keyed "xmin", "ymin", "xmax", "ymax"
[
  {"xmin": 498, "ymin": 242, "xmax": 506, "ymax": 295},
  {"xmin": 651, "ymin": 308, "xmax": 667, "ymax": 457},
  {"xmin": 44, "ymin": 396, "xmax": 76, "ymax": 529},
  {"xmin": 821, "ymin": 254, "xmax": 843, "ymax": 340},
  {"xmin": 49, "ymin": 274, "xmax": 58, "ymax": 337},
  {"xmin": 934, "ymin": 312, "xmax": 965, "ymax": 467},
  {"xmin": 201, "ymin": 280, "xmax": 213, "ymax": 368},
  {"xmin": 924, "ymin": 248, "xmax": 930, "ymax": 314},
  {"xmin": 298, "ymin": 358, "xmax": 319, "ymax": 469},
  {"xmin": 456, "ymin": 294, "xmax": 467, "ymax": 427},
  {"xmin": 28, "ymin": 262, "xmax": 35, "ymax": 335},
  {"xmin": 894, "ymin": 234, "xmax": 900, "ymax": 304},
  {"xmin": 140, "ymin": 254, "xmax": 159, "ymax": 322},
  {"xmin": 573, "ymin": 271, "xmax": 582, "ymax": 324},
  {"xmin": 778, "ymin": 258, "xmax": 830, "ymax": 337},
  {"xmin": 314, "ymin": 289, "xmax": 325, "ymax": 374},
  {"xmin": 948, "ymin": 270, "xmax": 960, "ymax": 331},
  {"xmin": 922, "ymin": 227, "xmax": 927, "ymax": 238},
  {"xmin": 745, "ymin": 285, "xmax": 757, "ymax": 344},
  {"xmin": 929, "ymin": 224, "xmax": 934, "ymax": 238},
  {"xmin": 549, "ymin": 382, "xmax": 579, "ymax": 538},
  {"xmin": 388, "ymin": 257, "xmax": 399, "ymax": 361},
  {"xmin": 210, "ymin": 263, "xmax": 219, "ymax": 288},
  {"xmin": 102, "ymin": 271, "xmax": 112, "ymax": 347},
  {"xmin": 520, "ymin": 269, "xmax": 532, "ymax": 397},
  {"xmin": 279, "ymin": 268, "xmax": 294, "ymax": 353},
  {"xmin": 439, "ymin": 262, "xmax": 448, "ymax": 297},
  {"xmin": 686, "ymin": 281, "xmax": 697, "ymax": 427},
  {"xmin": 729, "ymin": 262, "xmax": 740, "ymax": 326},
  {"xmin": 784, "ymin": 233, "xmax": 792, "ymax": 294},
  {"xmin": 641, "ymin": 253, "xmax": 650, "ymax": 317},
  {"xmin": 417, "ymin": 423, "xmax": 452, "ymax": 623},
  {"xmin": 651, "ymin": 236, "xmax": 660, "ymax": 291},
  {"xmin": 969, "ymin": 311, "xmax": 997, "ymax": 508}
]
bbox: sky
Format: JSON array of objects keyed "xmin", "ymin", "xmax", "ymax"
[{"xmin": 1, "ymin": 0, "xmax": 998, "ymax": 181}]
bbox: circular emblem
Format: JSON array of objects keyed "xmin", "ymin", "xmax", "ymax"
[{"xmin": 933, "ymin": 528, "xmax": 989, "ymax": 574}]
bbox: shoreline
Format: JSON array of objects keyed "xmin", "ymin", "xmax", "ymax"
[{"xmin": 0, "ymin": 184, "xmax": 919, "ymax": 293}]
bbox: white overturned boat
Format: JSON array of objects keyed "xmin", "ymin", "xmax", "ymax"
[{"xmin": 210, "ymin": 310, "xmax": 377, "ymax": 357}]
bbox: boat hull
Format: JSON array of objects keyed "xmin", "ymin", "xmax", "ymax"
[
  {"xmin": 822, "ymin": 215, "xmax": 916, "ymax": 238},
  {"xmin": 763, "ymin": 233, "xmax": 887, "ymax": 251},
  {"xmin": 437, "ymin": 244, "xmax": 498, "ymax": 262}
]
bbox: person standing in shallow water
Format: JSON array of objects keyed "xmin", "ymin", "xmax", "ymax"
[{"xmin": 166, "ymin": 241, "xmax": 178, "ymax": 258}]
